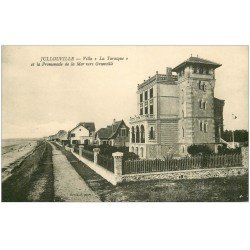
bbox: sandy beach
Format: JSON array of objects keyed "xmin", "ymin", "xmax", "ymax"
[{"xmin": 1, "ymin": 139, "xmax": 38, "ymax": 180}]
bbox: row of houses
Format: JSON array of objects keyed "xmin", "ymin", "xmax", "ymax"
[{"xmin": 48, "ymin": 119, "xmax": 130, "ymax": 147}]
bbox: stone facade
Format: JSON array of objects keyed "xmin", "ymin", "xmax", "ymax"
[{"xmin": 129, "ymin": 56, "xmax": 224, "ymax": 159}]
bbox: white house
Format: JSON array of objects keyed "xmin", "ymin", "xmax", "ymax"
[{"xmin": 69, "ymin": 122, "xmax": 95, "ymax": 145}]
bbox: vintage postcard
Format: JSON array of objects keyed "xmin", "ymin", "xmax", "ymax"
[{"xmin": 1, "ymin": 45, "xmax": 248, "ymax": 202}]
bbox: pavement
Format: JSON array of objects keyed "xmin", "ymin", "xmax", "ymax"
[{"xmin": 50, "ymin": 143, "xmax": 101, "ymax": 202}]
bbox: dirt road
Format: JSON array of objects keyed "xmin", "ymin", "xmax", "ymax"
[{"xmin": 2, "ymin": 142, "xmax": 101, "ymax": 202}]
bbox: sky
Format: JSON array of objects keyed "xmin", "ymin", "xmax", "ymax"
[{"xmin": 2, "ymin": 46, "xmax": 248, "ymax": 139}]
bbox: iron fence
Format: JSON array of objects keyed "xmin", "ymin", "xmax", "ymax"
[{"xmin": 122, "ymin": 154, "xmax": 242, "ymax": 175}]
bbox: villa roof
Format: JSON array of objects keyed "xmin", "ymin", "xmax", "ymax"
[{"xmin": 173, "ymin": 56, "xmax": 222, "ymax": 72}]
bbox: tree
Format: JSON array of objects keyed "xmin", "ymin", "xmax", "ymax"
[{"xmin": 222, "ymin": 130, "xmax": 248, "ymax": 142}]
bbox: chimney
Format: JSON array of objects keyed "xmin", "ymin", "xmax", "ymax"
[{"xmin": 166, "ymin": 67, "xmax": 172, "ymax": 76}]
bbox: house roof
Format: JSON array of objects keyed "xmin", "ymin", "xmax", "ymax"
[
  {"xmin": 96, "ymin": 120, "xmax": 128, "ymax": 139},
  {"xmin": 56, "ymin": 130, "xmax": 68, "ymax": 138},
  {"xmin": 173, "ymin": 56, "xmax": 222, "ymax": 72},
  {"xmin": 69, "ymin": 122, "xmax": 96, "ymax": 133},
  {"xmin": 96, "ymin": 127, "xmax": 113, "ymax": 139}
]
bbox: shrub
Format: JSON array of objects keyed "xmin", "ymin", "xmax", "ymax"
[
  {"xmin": 83, "ymin": 144, "xmax": 137, "ymax": 160},
  {"xmin": 187, "ymin": 144, "xmax": 213, "ymax": 156},
  {"xmin": 123, "ymin": 152, "xmax": 139, "ymax": 161},
  {"xmin": 217, "ymin": 144, "xmax": 241, "ymax": 155}
]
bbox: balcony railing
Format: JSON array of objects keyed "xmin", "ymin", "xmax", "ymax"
[{"xmin": 130, "ymin": 114, "xmax": 156, "ymax": 122}]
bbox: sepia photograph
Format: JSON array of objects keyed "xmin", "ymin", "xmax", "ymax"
[{"xmin": 1, "ymin": 45, "xmax": 249, "ymax": 202}]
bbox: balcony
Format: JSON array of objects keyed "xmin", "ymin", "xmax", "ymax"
[
  {"xmin": 129, "ymin": 114, "xmax": 156, "ymax": 123},
  {"xmin": 137, "ymin": 74, "xmax": 177, "ymax": 90}
]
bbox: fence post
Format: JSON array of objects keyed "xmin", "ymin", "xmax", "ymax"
[
  {"xmin": 112, "ymin": 152, "xmax": 124, "ymax": 183},
  {"xmin": 79, "ymin": 145, "xmax": 84, "ymax": 158},
  {"xmin": 93, "ymin": 148, "xmax": 100, "ymax": 164},
  {"xmin": 241, "ymin": 146, "xmax": 248, "ymax": 168}
]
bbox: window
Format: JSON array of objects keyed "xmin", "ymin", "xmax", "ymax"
[
  {"xmin": 150, "ymin": 88, "xmax": 153, "ymax": 98},
  {"xmin": 136, "ymin": 126, "xmax": 140, "ymax": 143},
  {"xmin": 199, "ymin": 100, "xmax": 203, "ymax": 109},
  {"xmin": 206, "ymin": 68, "xmax": 209, "ymax": 74},
  {"xmin": 71, "ymin": 133, "xmax": 75, "ymax": 137},
  {"xmin": 182, "ymin": 127, "xmax": 185, "ymax": 138},
  {"xmin": 131, "ymin": 127, "xmax": 135, "ymax": 143},
  {"xmin": 200, "ymin": 121, "xmax": 203, "ymax": 131},
  {"xmin": 199, "ymin": 67, "xmax": 203, "ymax": 74},
  {"xmin": 140, "ymin": 147, "xmax": 144, "ymax": 158},
  {"xmin": 149, "ymin": 126, "xmax": 155, "ymax": 140},
  {"xmin": 198, "ymin": 81, "xmax": 206, "ymax": 92},
  {"xmin": 193, "ymin": 66, "xmax": 197, "ymax": 73},
  {"xmin": 203, "ymin": 101, "xmax": 206, "ymax": 110},
  {"xmin": 121, "ymin": 128, "xmax": 126, "ymax": 137},
  {"xmin": 140, "ymin": 103, "xmax": 143, "ymax": 115},
  {"xmin": 199, "ymin": 100, "xmax": 206, "ymax": 110},
  {"xmin": 202, "ymin": 83, "xmax": 206, "ymax": 91},
  {"xmin": 204, "ymin": 123, "xmax": 208, "ymax": 133},
  {"xmin": 150, "ymin": 100, "xmax": 153, "ymax": 115},
  {"xmin": 140, "ymin": 93, "xmax": 143, "ymax": 102},
  {"xmin": 145, "ymin": 91, "xmax": 148, "ymax": 101},
  {"xmin": 145, "ymin": 102, "xmax": 148, "ymax": 114},
  {"xmin": 198, "ymin": 80, "xmax": 202, "ymax": 90},
  {"xmin": 140, "ymin": 125, "xmax": 145, "ymax": 143}
]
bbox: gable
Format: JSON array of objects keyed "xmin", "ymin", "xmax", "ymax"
[{"xmin": 70, "ymin": 125, "xmax": 89, "ymax": 137}]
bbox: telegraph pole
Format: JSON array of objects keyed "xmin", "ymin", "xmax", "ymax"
[{"xmin": 231, "ymin": 114, "xmax": 237, "ymax": 149}]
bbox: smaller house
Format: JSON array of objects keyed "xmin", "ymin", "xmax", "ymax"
[
  {"xmin": 48, "ymin": 134, "xmax": 56, "ymax": 141},
  {"xmin": 69, "ymin": 122, "xmax": 96, "ymax": 145},
  {"xmin": 95, "ymin": 119, "xmax": 129, "ymax": 147},
  {"xmin": 56, "ymin": 130, "xmax": 69, "ymax": 145}
]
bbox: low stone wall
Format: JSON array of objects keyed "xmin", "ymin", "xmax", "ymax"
[
  {"xmin": 71, "ymin": 151, "xmax": 117, "ymax": 185},
  {"xmin": 121, "ymin": 166, "xmax": 248, "ymax": 183},
  {"xmin": 69, "ymin": 146, "xmax": 248, "ymax": 186},
  {"xmin": 241, "ymin": 147, "xmax": 248, "ymax": 168},
  {"xmin": 65, "ymin": 146, "xmax": 72, "ymax": 151},
  {"xmin": 55, "ymin": 141, "xmax": 63, "ymax": 148}
]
